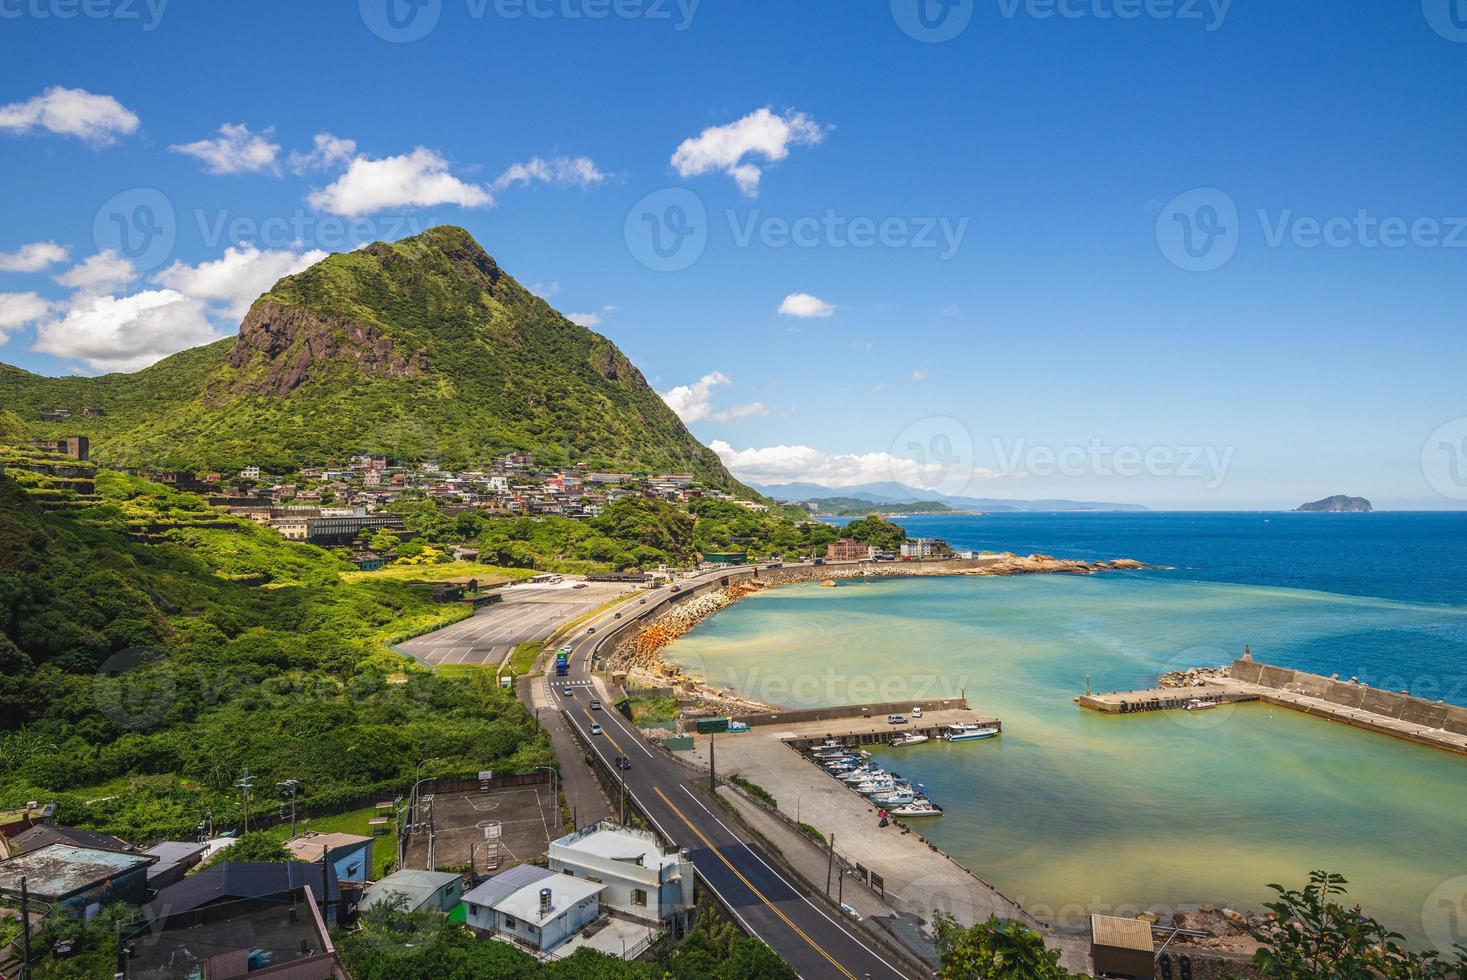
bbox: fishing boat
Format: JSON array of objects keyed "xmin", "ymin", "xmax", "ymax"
[
  {"xmin": 841, "ymin": 766, "xmax": 883, "ymax": 783},
  {"xmin": 853, "ymin": 776, "xmax": 898, "ymax": 794},
  {"xmin": 868, "ymin": 787, "xmax": 916, "ymax": 805},
  {"xmin": 890, "ymin": 732, "xmax": 929, "ymax": 746},
  {"xmin": 1184, "ymin": 698, "xmax": 1220, "ymax": 711},
  {"xmin": 941, "ymin": 723, "xmax": 999, "ymax": 742},
  {"xmin": 890, "ymin": 798, "xmax": 944, "ymax": 817}
]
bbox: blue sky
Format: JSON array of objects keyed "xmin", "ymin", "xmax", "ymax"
[{"xmin": 2, "ymin": 0, "xmax": 1466, "ymax": 508}]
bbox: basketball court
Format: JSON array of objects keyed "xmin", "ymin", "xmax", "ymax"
[{"xmin": 402, "ymin": 785, "xmax": 560, "ymax": 876}]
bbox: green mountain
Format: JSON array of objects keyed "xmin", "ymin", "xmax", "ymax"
[{"xmin": 0, "ymin": 226, "xmax": 739, "ymax": 486}]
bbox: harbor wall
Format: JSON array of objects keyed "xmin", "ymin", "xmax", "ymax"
[
  {"xmin": 731, "ymin": 696, "xmax": 973, "ymax": 728},
  {"xmin": 1232, "ymin": 658, "xmax": 1467, "ymax": 735}
]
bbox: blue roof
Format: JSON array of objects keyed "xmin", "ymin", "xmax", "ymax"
[{"xmin": 461, "ymin": 863, "xmax": 552, "ymax": 907}]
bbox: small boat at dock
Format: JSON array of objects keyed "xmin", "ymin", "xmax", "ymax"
[
  {"xmin": 941, "ymin": 723, "xmax": 999, "ymax": 742},
  {"xmin": 1184, "ymin": 698, "xmax": 1220, "ymax": 710},
  {"xmin": 890, "ymin": 797, "xmax": 944, "ymax": 817},
  {"xmin": 890, "ymin": 732, "xmax": 929, "ymax": 746}
]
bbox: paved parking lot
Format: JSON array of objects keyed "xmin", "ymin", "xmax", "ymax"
[
  {"xmin": 397, "ymin": 581, "xmax": 625, "ymax": 667},
  {"xmin": 403, "ymin": 786, "xmax": 561, "ymax": 875}
]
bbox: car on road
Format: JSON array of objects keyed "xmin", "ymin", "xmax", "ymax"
[
  {"xmin": 590, "ymin": 723, "xmax": 602, "ymax": 735},
  {"xmin": 562, "ymin": 686, "xmax": 574, "ymax": 696},
  {"xmin": 613, "ymin": 611, "xmax": 621, "ymax": 619},
  {"xmin": 888, "ymin": 714, "xmax": 908, "ymax": 725},
  {"xmin": 670, "ymin": 585, "xmax": 681, "ymax": 592},
  {"xmin": 587, "ymin": 627, "xmax": 596, "ymax": 634},
  {"xmin": 573, "ymin": 583, "xmax": 589, "ymax": 589},
  {"xmin": 613, "ymin": 755, "xmax": 632, "ymax": 770},
  {"xmin": 589, "ymin": 699, "xmax": 601, "ymax": 710}
]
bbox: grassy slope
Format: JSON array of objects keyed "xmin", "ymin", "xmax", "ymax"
[{"xmin": 0, "ymin": 469, "xmax": 550, "ymax": 841}]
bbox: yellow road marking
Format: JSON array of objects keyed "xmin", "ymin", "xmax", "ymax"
[
  {"xmin": 653, "ymin": 787, "xmax": 855, "ymax": 979},
  {"xmin": 582, "ymin": 708, "xmax": 624, "ymax": 754}
]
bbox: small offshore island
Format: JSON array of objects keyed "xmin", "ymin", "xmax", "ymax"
[{"xmin": 1295, "ymin": 494, "xmax": 1374, "ymax": 512}]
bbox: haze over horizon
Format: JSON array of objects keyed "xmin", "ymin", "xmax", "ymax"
[{"xmin": 3, "ymin": 3, "xmax": 1465, "ymax": 510}]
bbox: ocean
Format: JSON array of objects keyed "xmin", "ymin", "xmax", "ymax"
[{"xmin": 663, "ymin": 513, "xmax": 1467, "ymax": 947}]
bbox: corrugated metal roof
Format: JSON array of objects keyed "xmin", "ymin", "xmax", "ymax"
[
  {"xmin": 11, "ymin": 824, "xmax": 138, "ymax": 856},
  {"xmin": 0, "ymin": 843, "xmax": 153, "ymax": 899},
  {"xmin": 462, "ymin": 863, "xmax": 553, "ymax": 908},
  {"xmin": 360, "ymin": 870, "xmax": 462, "ymax": 911},
  {"xmin": 141, "ymin": 861, "xmax": 340, "ymax": 920},
  {"xmin": 1091, "ymin": 914, "xmax": 1154, "ymax": 952}
]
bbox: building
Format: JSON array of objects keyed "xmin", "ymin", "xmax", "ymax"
[
  {"xmin": 240, "ymin": 465, "xmax": 261, "ymax": 479},
  {"xmin": 826, "ymin": 539, "xmax": 875, "ymax": 561},
  {"xmin": 305, "ymin": 514, "xmax": 404, "ymax": 546},
  {"xmin": 127, "ymin": 878, "xmax": 338, "ymax": 979},
  {"xmin": 699, "ymin": 552, "xmax": 747, "ymax": 566},
  {"xmin": 548, "ymin": 822, "xmax": 694, "ymax": 926},
  {"xmin": 1090, "ymin": 914, "xmax": 1155, "ymax": 979},
  {"xmin": 8, "ymin": 823, "xmax": 138, "ymax": 857},
  {"xmin": 360, "ymin": 869, "xmax": 464, "ymax": 914},
  {"xmin": 0, "ymin": 843, "xmax": 155, "ymax": 918},
  {"xmin": 900, "ymin": 537, "xmax": 953, "ymax": 559},
  {"xmin": 39, "ymin": 408, "xmax": 71, "ymax": 422},
  {"xmin": 462, "ymin": 864, "xmax": 603, "ymax": 953},
  {"xmin": 144, "ymin": 861, "xmax": 343, "ymax": 927},
  {"xmin": 141, "ymin": 841, "xmax": 209, "ymax": 889},
  {"xmin": 25, "ymin": 436, "xmax": 89, "ymax": 461},
  {"xmin": 285, "ymin": 832, "xmax": 373, "ymax": 885}
]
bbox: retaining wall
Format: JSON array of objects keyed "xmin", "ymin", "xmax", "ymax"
[{"xmin": 1232, "ymin": 659, "xmax": 1467, "ymax": 735}]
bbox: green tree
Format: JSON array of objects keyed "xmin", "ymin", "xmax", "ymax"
[
  {"xmin": 1247, "ymin": 871, "xmax": 1467, "ymax": 979},
  {"xmin": 842, "ymin": 514, "xmax": 907, "ymax": 551},
  {"xmin": 933, "ymin": 913, "xmax": 1084, "ymax": 980},
  {"xmin": 200, "ymin": 831, "xmax": 294, "ymax": 868}
]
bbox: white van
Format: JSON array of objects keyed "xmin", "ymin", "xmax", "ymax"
[{"xmin": 911, "ymin": 706, "xmax": 923, "ymax": 718}]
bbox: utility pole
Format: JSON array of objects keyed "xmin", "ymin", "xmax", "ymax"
[
  {"xmin": 825, "ymin": 834, "xmax": 836, "ymax": 896},
  {"xmin": 279, "ymin": 779, "xmax": 302, "ymax": 840},
  {"xmin": 708, "ymin": 732, "xmax": 715, "ymax": 792},
  {"xmin": 235, "ymin": 768, "xmax": 255, "ymax": 835},
  {"xmin": 20, "ymin": 876, "xmax": 31, "ymax": 980}
]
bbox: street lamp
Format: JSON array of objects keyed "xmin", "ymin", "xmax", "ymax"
[{"xmin": 409, "ymin": 757, "xmax": 440, "ymax": 831}]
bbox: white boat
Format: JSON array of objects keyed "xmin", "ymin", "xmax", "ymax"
[
  {"xmin": 868, "ymin": 787, "xmax": 915, "ymax": 805},
  {"xmin": 842, "ymin": 767, "xmax": 883, "ymax": 783},
  {"xmin": 854, "ymin": 777, "xmax": 897, "ymax": 794},
  {"xmin": 890, "ymin": 733, "xmax": 929, "ymax": 746},
  {"xmin": 890, "ymin": 798, "xmax": 944, "ymax": 817},
  {"xmin": 1184, "ymin": 698, "xmax": 1220, "ymax": 711},
  {"xmin": 941, "ymin": 723, "xmax": 999, "ymax": 742}
]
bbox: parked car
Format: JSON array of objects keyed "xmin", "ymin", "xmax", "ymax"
[
  {"xmin": 887, "ymin": 714, "xmax": 908, "ymax": 725},
  {"xmin": 590, "ymin": 723, "xmax": 602, "ymax": 735},
  {"xmin": 590, "ymin": 699, "xmax": 602, "ymax": 710},
  {"xmin": 911, "ymin": 706, "xmax": 923, "ymax": 718}
]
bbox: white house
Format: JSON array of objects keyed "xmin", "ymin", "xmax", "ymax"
[
  {"xmin": 548, "ymin": 822, "xmax": 694, "ymax": 925},
  {"xmin": 462, "ymin": 864, "xmax": 602, "ymax": 953}
]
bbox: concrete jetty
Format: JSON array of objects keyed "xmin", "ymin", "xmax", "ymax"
[{"xmin": 1080, "ymin": 654, "xmax": 1467, "ymax": 756}]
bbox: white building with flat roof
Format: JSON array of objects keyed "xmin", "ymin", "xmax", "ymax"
[
  {"xmin": 462, "ymin": 864, "xmax": 602, "ymax": 953},
  {"xmin": 548, "ymin": 822, "xmax": 694, "ymax": 925}
]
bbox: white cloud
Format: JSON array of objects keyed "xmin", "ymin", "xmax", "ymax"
[
  {"xmin": 33, "ymin": 289, "xmax": 221, "ymax": 373},
  {"xmin": 530, "ymin": 281, "xmax": 561, "ymax": 299},
  {"xmin": 567, "ymin": 312, "xmax": 602, "ymax": 328},
  {"xmin": 777, "ymin": 292, "xmax": 834, "ymax": 318},
  {"xmin": 660, "ymin": 371, "xmax": 768, "ymax": 425},
  {"xmin": 155, "ymin": 244, "xmax": 327, "ymax": 321},
  {"xmin": 0, "ymin": 292, "xmax": 53, "ymax": 343},
  {"xmin": 711, "ymin": 440, "xmax": 994, "ymax": 489},
  {"xmin": 53, "ymin": 251, "xmax": 137, "ymax": 295},
  {"xmin": 288, "ymin": 132, "xmax": 357, "ymax": 174},
  {"xmin": 170, "ymin": 123, "xmax": 281, "ymax": 175},
  {"xmin": 0, "ymin": 241, "xmax": 70, "ymax": 273},
  {"xmin": 910, "ymin": 367, "xmax": 926, "ymax": 381},
  {"xmin": 671, "ymin": 107, "xmax": 829, "ymax": 197},
  {"xmin": 493, "ymin": 155, "xmax": 605, "ymax": 191},
  {"xmin": 0, "ymin": 86, "xmax": 140, "ymax": 144},
  {"xmin": 308, "ymin": 147, "xmax": 493, "ymax": 217}
]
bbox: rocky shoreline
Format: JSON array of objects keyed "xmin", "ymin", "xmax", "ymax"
[{"xmin": 609, "ymin": 552, "xmax": 1155, "ymax": 706}]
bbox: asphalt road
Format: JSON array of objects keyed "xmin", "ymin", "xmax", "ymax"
[
  {"xmin": 542, "ymin": 566, "xmax": 914, "ymax": 980},
  {"xmin": 397, "ymin": 581, "xmax": 624, "ymax": 667}
]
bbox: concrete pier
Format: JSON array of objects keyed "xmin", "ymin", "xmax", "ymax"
[{"xmin": 1077, "ymin": 686, "xmax": 1257, "ymax": 714}]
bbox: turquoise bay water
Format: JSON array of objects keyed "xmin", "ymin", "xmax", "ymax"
[{"xmin": 664, "ymin": 570, "xmax": 1467, "ymax": 946}]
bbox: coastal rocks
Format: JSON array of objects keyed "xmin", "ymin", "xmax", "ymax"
[
  {"xmin": 965, "ymin": 553, "xmax": 1152, "ymax": 576},
  {"xmin": 1159, "ymin": 665, "xmax": 1232, "ymax": 688},
  {"xmin": 1166, "ymin": 906, "xmax": 1266, "ymax": 956}
]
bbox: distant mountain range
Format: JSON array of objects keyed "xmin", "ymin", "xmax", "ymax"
[
  {"xmin": 748, "ymin": 481, "xmax": 1147, "ymax": 512},
  {"xmin": 0, "ymin": 227, "xmax": 741, "ymax": 490}
]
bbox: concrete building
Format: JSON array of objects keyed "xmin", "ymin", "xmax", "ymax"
[
  {"xmin": 360, "ymin": 869, "xmax": 463, "ymax": 914},
  {"xmin": 141, "ymin": 841, "xmax": 208, "ymax": 889},
  {"xmin": 462, "ymin": 864, "xmax": 603, "ymax": 953},
  {"xmin": 548, "ymin": 822, "xmax": 694, "ymax": 926},
  {"xmin": 0, "ymin": 843, "xmax": 155, "ymax": 918},
  {"xmin": 900, "ymin": 537, "xmax": 952, "ymax": 559},
  {"xmin": 285, "ymin": 832, "xmax": 373, "ymax": 885}
]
